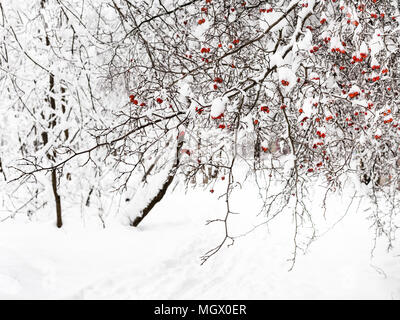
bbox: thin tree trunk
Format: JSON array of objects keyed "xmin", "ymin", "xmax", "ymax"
[
  {"xmin": 40, "ymin": 0, "xmax": 63, "ymax": 228},
  {"xmin": 131, "ymin": 170, "xmax": 176, "ymax": 227},
  {"xmin": 52, "ymin": 169, "xmax": 62, "ymax": 228},
  {"xmin": 131, "ymin": 138, "xmax": 184, "ymax": 227}
]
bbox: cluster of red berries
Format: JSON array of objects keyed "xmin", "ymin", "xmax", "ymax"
[
  {"xmin": 312, "ymin": 142, "xmax": 324, "ymax": 149},
  {"xmin": 316, "ymin": 130, "xmax": 326, "ymax": 139},
  {"xmin": 347, "ymin": 20, "xmax": 359, "ymax": 26},
  {"xmin": 129, "ymin": 94, "xmax": 137, "ymax": 104},
  {"xmin": 323, "ymin": 37, "xmax": 331, "ymax": 44},
  {"xmin": 259, "ymin": 8, "xmax": 273, "ymax": 13},
  {"xmin": 348, "ymin": 91, "xmax": 359, "ymax": 99},
  {"xmin": 382, "ymin": 109, "xmax": 393, "ymax": 125},
  {"xmin": 195, "ymin": 107, "xmax": 204, "ymax": 114},
  {"xmin": 211, "ymin": 113, "xmax": 224, "ymax": 120},
  {"xmin": 368, "ymin": 76, "xmax": 380, "ymax": 82},
  {"xmin": 384, "ymin": 118, "xmax": 393, "ymax": 124},
  {"xmin": 129, "ymin": 95, "xmax": 146, "ymax": 107},
  {"xmin": 352, "ymin": 55, "xmax": 366, "ymax": 63},
  {"xmin": 326, "ymin": 115, "xmax": 333, "ymax": 121},
  {"xmin": 331, "ymin": 48, "xmax": 346, "ymax": 54}
]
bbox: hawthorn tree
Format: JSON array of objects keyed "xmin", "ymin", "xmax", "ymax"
[{"xmin": 1, "ymin": 0, "xmax": 400, "ymax": 265}]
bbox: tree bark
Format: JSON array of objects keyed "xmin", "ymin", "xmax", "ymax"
[
  {"xmin": 131, "ymin": 138, "xmax": 184, "ymax": 227},
  {"xmin": 52, "ymin": 169, "xmax": 62, "ymax": 228},
  {"xmin": 40, "ymin": 0, "xmax": 63, "ymax": 228}
]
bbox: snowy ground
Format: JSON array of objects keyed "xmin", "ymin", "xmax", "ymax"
[{"xmin": 0, "ymin": 185, "xmax": 399, "ymax": 300}]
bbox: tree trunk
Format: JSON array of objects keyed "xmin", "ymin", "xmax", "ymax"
[
  {"xmin": 40, "ymin": 0, "xmax": 63, "ymax": 228},
  {"xmin": 52, "ymin": 169, "xmax": 62, "ymax": 228},
  {"xmin": 131, "ymin": 171, "xmax": 176, "ymax": 227},
  {"xmin": 131, "ymin": 138, "xmax": 184, "ymax": 227}
]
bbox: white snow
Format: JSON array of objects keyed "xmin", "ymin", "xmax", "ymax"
[
  {"xmin": 210, "ymin": 96, "xmax": 228, "ymax": 119},
  {"xmin": 0, "ymin": 181, "xmax": 399, "ymax": 299},
  {"xmin": 370, "ymin": 31, "xmax": 384, "ymax": 56},
  {"xmin": 277, "ymin": 67, "xmax": 297, "ymax": 92},
  {"xmin": 300, "ymin": 97, "xmax": 317, "ymax": 118},
  {"xmin": 360, "ymin": 41, "xmax": 368, "ymax": 56}
]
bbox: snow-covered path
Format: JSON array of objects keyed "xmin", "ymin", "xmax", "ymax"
[{"xmin": 0, "ymin": 189, "xmax": 399, "ymax": 299}]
